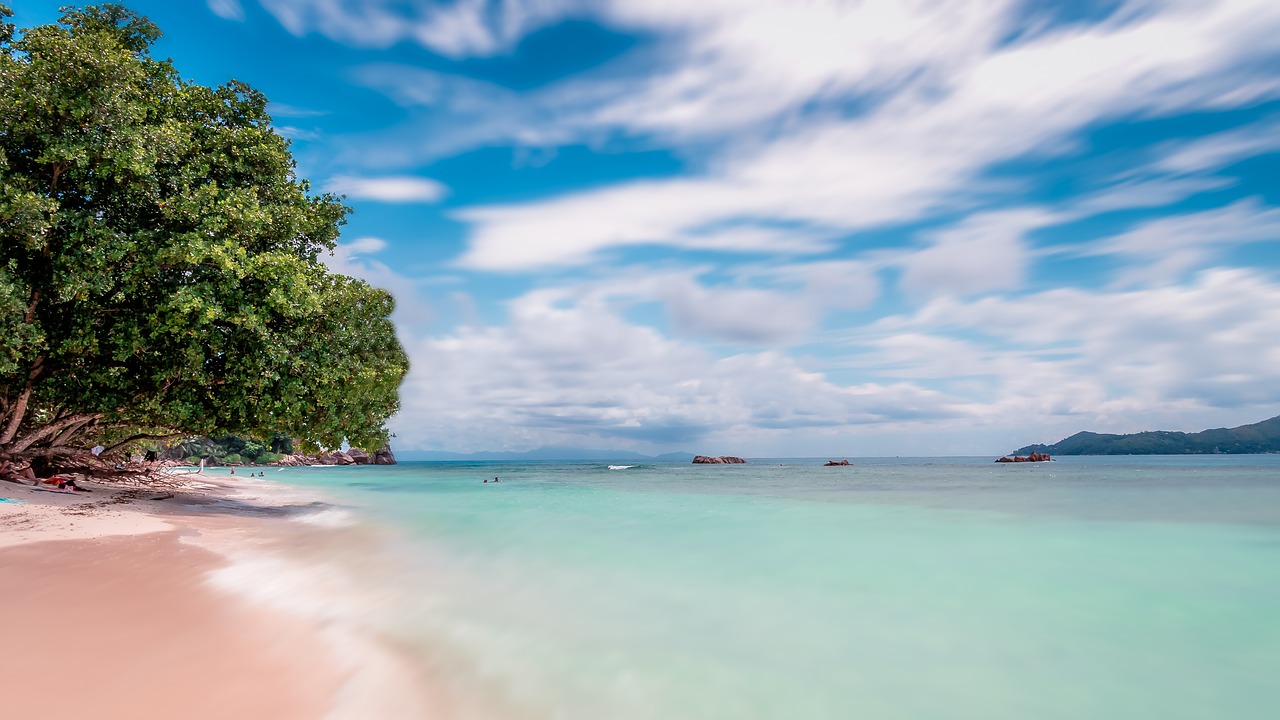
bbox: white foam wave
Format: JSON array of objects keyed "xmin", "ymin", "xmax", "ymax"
[
  {"xmin": 202, "ymin": 547, "xmax": 432, "ymax": 718},
  {"xmin": 607, "ymin": 465, "xmax": 636, "ymax": 470},
  {"xmin": 293, "ymin": 508, "xmax": 357, "ymax": 528}
]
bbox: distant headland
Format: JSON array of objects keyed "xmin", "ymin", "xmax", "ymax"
[{"xmin": 1014, "ymin": 415, "xmax": 1280, "ymax": 455}]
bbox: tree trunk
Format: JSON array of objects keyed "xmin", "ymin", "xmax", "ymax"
[
  {"xmin": 0, "ymin": 386, "xmax": 33, "ymax": 445},
  {"xmin": 0, "ymin": 359, "xmax": 44, "ymax": 446}
]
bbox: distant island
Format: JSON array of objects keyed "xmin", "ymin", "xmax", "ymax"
[{"xmin": 1015, "ymin": 415, "xmax": 1280, "ymax": 455}]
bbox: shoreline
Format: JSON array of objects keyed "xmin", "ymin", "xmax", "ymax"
[{"xmin": 0, "ymin": 469, "xmax": 430, "ymax": 719}]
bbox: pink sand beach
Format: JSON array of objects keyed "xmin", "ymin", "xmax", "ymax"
[{"xmin": 0, "ymin": 471, "xmax": 428, "ymax": 719}]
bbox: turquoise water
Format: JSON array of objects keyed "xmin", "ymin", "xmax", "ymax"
[{"xmin": 263, "ymin": 457, "xmax": 1280, "ymax": 719}]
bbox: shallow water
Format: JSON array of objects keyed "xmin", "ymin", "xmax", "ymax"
[{"xmin": 224, "ymin": 456, "xmax": 1280, "ymax": 719}]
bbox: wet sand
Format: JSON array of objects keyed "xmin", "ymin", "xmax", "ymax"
[{"xmin": 0, "ymin": 474, "xmax": 348, "ymax": 719}]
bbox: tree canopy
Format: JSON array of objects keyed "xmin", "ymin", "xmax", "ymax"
[{"xmin": 0, "ymin": 4, "xmax": 409, "ymax": 459}]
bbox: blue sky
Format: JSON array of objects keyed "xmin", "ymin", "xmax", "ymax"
[{"xmin": 11, "ymin": 1, "xmax": 1280, "ymax": 455}]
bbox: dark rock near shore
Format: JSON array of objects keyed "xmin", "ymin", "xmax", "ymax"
[
  {"xmin": 373, "ymin": 446, "xmax": 397, "ymax": 465},
  {"xmin": 347, "ymin": 448, "xmax": 371, "ymax": 464},
  {"xmin": 995, "ymin": 451, "xmax": 1051, "ymax": 463},
  {"xmin": 824, "ymin": 459, "xmax": 851, "ymax": 466},
  {"xmin": 692, "ymin": 455, "xmax": 747, "ymax": 464}
]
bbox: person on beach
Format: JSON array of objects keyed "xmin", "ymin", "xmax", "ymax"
[
  {"xmin": 0, "ymin": 461, "xmax": 36, "ymax": 484},
  {"xmin": 37, "ymin": 475, "xmax": 85, "ymax": 492}
]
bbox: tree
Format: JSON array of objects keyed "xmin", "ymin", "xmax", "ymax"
[{"xmin": 0, "ymin": 5, "xmax": 409, "ymax": 462}]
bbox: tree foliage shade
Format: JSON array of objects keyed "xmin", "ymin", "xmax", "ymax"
[
  {"xmin": 162, "ymin": 434, "xmax": 291, "ymax": 465},
  {"xmin": 0, "ymin": 4, "xmax": 409, "ymax": 458}
]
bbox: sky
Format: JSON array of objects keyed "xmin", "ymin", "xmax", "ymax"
[{"xmin": 10, "ymin": 0, "xmax": 1280, "ymax": 456}]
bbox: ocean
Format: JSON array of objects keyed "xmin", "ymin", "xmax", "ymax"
[{"xmin": 209, "ymin": 456, "xmax": 1280, "ymax": 719}]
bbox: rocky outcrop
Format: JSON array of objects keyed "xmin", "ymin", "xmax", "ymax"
[
  {"xmin": 346, "ymin": 448, "xmax": 371, "ymax": 464},
  {"xmin": 995, "ymin": 451, "xmax": 1052, "ymax": 463},
  {"xmin": 327, "ymin": 451, "xmax": 357, "ymax": 465},
  {"xmin": 692, "ymin": 455, "xmax": 747, "ymax": 464},
  {"xmin": 373, "ymin": 446, "xmax": 396, "ymax": 465},
  {"xmin": 824, "ymin": 459, "xmax": 851, "ymax": 466},
  {"xmin": 275, "ymin": 453, "xmax": 311, "ymax": 466}
]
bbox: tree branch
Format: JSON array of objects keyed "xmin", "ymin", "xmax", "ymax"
[
  {"xmin": 9, "ymin": 412, "xmax": 103, "ymax": 454},
  {"xmin": 24, "ymin": 446, "xmax": 89, "ymax": 460},
  {"xmin": 49, "ymin": 417, "xmax": 94, "ymax": 448},
  {"xmin": 24, "ymin": 288, "xmax": 41, "ymax": 324},
  {"xmin": 101, "ymin": 431, "xmax": 183, "ymax": 456}
]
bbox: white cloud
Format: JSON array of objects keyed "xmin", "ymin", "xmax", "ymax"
[
  {"xmin": 1051, "ymin": 115, "xmax": 1280, "ymax": 218},
  {"xmin": 740, "ymin": 260, "xmax": 881, "ymax": 311},
  {"xmin": 896, "ymin": 209, "xmax": 1058, "ymax": 299},
  {"xmin": 863, "ymin": 268, "xmax": 1280, "ymax": 423},
  {"xmin": 389, "ymin": 285, "xmax": 962, "ymax": 452},
  {"xmin": 1156, "ymin": 117, "xmax": 1280, "ymax": 174},
  {"xmin": 337, "ymin": 236, "xmax": 388, "ymax": 255},
  {"xmin": 389, "ymin": 267, "xmax": 1280, "ymax": 453},
  {"xmin": 448, "ymin": 0, "xmax": 1280, "ymax": 270},
  {"xmin": 325, "ymin": 237, "xmax": 433, "ymax": 327},
  {"xmin": 258, "ymin": 0, "xmax": 579, "ymax": 57},
  {"xmin": 575, "ymin": 1, "xmax": 997, "ymax": 140},
  {"xmin": 267, "ymin": 102, "xmax": 329, "ymax": 118},
  {"xmin": 324, "ymin": 175, "xmax": 449, "ymax": 203},
  {"xmin": 657, "ymin": 277, "xmax": 820, "ymax": 345},
  {"xmin": 1083, "ymin": 199, "xmax": 1280, "ymax": 285},
  {"xmin": 275, "ymin": 125, "xmax": 322, "ymax": 142},
  {"xmin": 545, "ymin": 263, "xmax": 879, "ymax": 346},
  {"xmin": 207, "ymin": 0, "xmax": 245, "ymax": 21},
  {"xmin": 339, "ymin": 61, "xmax": 674, "ymax": 167},
  {"xmin": 253, "ymin": 0, "xmax": 1280, "ymax": 452},
  {"xmin": 1071, "ymin": 176, "xmax": 1235, "ymax": 214}
]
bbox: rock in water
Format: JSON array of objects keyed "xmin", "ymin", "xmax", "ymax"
[
  {"xmin": 692, "ymin": 455, "xmax": 747, "ymax": 464},
  {"xmin": 823, "ymin": 459, "xmax": 851, "ymax": 466},
  {"xmin": 347, "ymin": 448, "xmax": 371, "ymax": 464}
]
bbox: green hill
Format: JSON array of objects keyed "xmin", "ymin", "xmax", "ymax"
[{"xmin": 1015, "ymin": 415, "xmax": 1280, "ymax": 455}]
